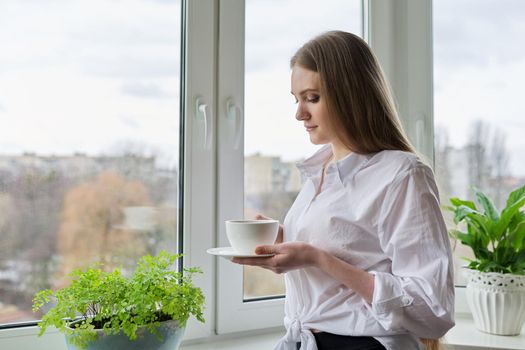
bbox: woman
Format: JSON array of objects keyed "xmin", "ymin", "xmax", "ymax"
[{"xmin": 233, "ymin": 31, "xmax": 454, "ymax": 350}]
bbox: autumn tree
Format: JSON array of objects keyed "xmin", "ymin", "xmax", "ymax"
[{"xmin": 56, "ymin": 171, "xmax": 151, "ymax": 285}]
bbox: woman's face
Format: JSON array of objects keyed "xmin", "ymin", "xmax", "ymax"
[{"xmin": 291, "ymin": 65, "xmax": 336, "ymax": 146}]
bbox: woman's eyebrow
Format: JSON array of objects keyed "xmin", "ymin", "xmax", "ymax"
[{"xmin": 291, "ymin": 88, "xmax": 319, "ymax": 96}]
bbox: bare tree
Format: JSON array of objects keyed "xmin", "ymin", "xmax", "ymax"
[
  {"xmin": 434, "ymin": 125, "xmax": 452, "ymax": 201},
  {"xmin": 467, "ymin": 120, "xmax": 491, "ymax": 195},
  {"xmin": 488, "ymin": 129, "xmax": 509, "ymax": 208},
  {"xmin": 466, "ymin": 120, "xmax": 510, "ymax": 207}
]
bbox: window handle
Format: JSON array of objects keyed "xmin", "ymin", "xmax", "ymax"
[
  {"xmin": 226, "ymin": 98, "xmax": 242, "ymax": 150},
  {"xmin": 196, "ymin": 97, "xmax": 212, "ymax": 149}
]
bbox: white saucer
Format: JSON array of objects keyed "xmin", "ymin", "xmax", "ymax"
[{"xmin": 206, "ymin": 247, "xmax": 274, "ymax": 259}]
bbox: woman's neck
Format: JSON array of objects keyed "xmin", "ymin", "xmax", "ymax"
[{"xmin": 330, "ymin": 143, "xmax": 353, "ymax": 163}]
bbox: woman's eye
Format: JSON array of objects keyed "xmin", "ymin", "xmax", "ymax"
[{"xmin": 306, "ymin": 95, "xmax": 320, "ymax": 103}]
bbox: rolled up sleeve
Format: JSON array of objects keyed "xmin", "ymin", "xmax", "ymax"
[{"xmin": 365, "ymin": 165, "xmax": 455, "ymax": 339}]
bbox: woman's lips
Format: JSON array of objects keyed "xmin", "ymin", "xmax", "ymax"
[{"xmin": 305, "ymin": 126, "xmax": 317, "ymax": 132}]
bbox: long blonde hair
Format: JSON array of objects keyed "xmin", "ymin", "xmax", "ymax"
[
  {"xmin": 290, "ymin": 30, "xmax": 414, "ymax": 155},
  {"xmin": 291, "ymin": 31, "xmax": 441, "ymax": 350}
]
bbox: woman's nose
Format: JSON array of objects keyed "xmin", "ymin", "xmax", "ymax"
[{"xmin": 295, "ymin": 104, "xmax": 309, "ymax": 121}]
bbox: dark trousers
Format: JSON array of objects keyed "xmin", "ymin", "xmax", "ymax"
[{"xmin": 296, "ymin": 332, "xmax": 386, "ymax": 350}]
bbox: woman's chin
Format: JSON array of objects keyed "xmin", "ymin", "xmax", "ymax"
[{"xmin": 308, "ymin": 135, "xmax": 327, "ymax": 145}]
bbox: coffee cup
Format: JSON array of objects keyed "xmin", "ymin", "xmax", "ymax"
[{"xmin": 225, "ymin": 219, "xmax": 279, "ymax": 255}]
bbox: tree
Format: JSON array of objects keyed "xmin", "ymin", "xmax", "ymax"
[
  {"xmin": 488, "ymin": 129, "xmax": 509, "ymax": 207},
  {"xmin": 56, "ymin": 171, "xmax": 151, "ymax": 285},
  {"xmin": 466, "ymin": 120, "xmax": 510, "ymax": 208},
  {"xmin": 434, "ymin": 125, "xmax": 453, "ymax": 201},
  {"xmin": 1, "ymin": 167, "xmax": 67, "ymax": 308},
  {"xmin": 467, "ymin": 120, "xmax": 491, "ymax": 195}
]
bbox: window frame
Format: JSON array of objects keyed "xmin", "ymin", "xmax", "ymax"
[
  {"xmin": 181, "ymin": 0, "xmax": 218, "ymax": 339},
  {"xmin": 215, "ymin": 0, "xmax": 285, "ymax": 334}
]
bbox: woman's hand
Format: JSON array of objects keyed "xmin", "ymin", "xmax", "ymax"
[
  {"xmin": 232, "ymin": 241, "xmax": 321, "ymax": 274},
  {"xmin": 254, "ymin": 213, "xmax": 283, "ymax": 244},
  {"xmin": 233, "ymin": 240, "xmax": 375, "ymax": 302}
]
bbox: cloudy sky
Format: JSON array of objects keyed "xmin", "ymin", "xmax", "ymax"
[
  {"xmin": 0, "ymin": 0, "xmax": 181, "ymax": 168},
  {"xmin": 0, "ymin": 0, "xmax": 524, "ymax": 176},
  {"xmin": 433, "ymin": 0, "xmax": 525, "ymax": 177},
  {"xmin": 244, "ymin": 0, "xmax": 362, "ymax": 164}
]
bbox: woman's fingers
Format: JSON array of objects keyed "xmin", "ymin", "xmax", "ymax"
[
  {"xmin": 254, "ymin": 244, "xmax": 278, "ymax": 255},
  {"xmin": 254, "ymin": 214, "xmax": 283, "ymax": 243},
  {"xmin": 231, "ymin": 245, "xmax": 278, "ymax": 264},
  {"xmin": 231, "ymin": 242, "xmax": 315, "ymax": 274},
  {"xmin": 230, "ymin": 256, "xmax": 283, "ymax": 273},
  {"xmin": 231, "ymin": 256, "xmax": 273, "ymax": 266},
  {"xmin": 255, "ymin": 213, "xmax": 271, "ymax": 220}
]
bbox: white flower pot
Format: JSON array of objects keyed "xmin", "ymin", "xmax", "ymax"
[{"xmin": 464, "ymin": 269, "xmax": 525, "ymax": 335}]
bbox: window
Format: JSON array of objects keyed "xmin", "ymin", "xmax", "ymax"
[
  {"xmin": 215, "ymin": 0, "xmax": 363, "ymax": 333},
  {"xmin": 0, "ymin": 1, "xmax": 458, "ymax": 348},
  {"xmin": 0, "ymin": 0, "xmax": 181, "ymax": 325},
  {"xmin": 433, "ymin": 0, "xmax": 525, "ymax": 285}
]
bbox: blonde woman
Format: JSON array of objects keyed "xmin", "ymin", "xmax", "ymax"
[{"xmin": 233, "ymin": 31, "xmax": 454, "ymax": 350}]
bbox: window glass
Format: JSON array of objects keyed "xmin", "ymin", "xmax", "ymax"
[
  {"xmin": 0, "ymin": 0, "xmax": 181, "ymax": 324},
  {"xmin": 244, "ymin": 0, "xmax": 362, "ymax": 299},
  {"xmin": 433, "ymin": 0, "xmax": 525, "ymax": 285}
]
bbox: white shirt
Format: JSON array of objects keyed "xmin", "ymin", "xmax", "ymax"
[{"xmin": 274, "ymin": 145, "xmax": 455, "ymax": 350}]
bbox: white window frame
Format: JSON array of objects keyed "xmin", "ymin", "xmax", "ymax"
[
  {"xmin": 182, "ymin": 0, "xmax": 218, "ymax": 340},
  {"xmin": 213, "ymin": 0, "xmax": 369, "ymax": 335},
  {"xmin": 215, "ymin": 0, "xmax": 285, "ymax": 334}
]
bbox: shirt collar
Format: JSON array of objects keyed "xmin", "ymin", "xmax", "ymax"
[
  {"xmin": 296, "ymin": 145, "xmax": 332, "ymax": 178},
  {"xmin": 296, "ymin": 144, "xmax": 371, "ymax": 183}
]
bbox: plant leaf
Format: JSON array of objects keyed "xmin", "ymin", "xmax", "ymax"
[
  {"xmin": 506, "ymin": 184, "xmax": 525, "ymax": 208},
  {"xmin": 449, "ymin": 229, "xmax": 473, "ymax": 247},
  {"xmin": 450, "ymin": 197, "xmax": 477, "ymax": 210},
  {"xmin": 497, "ymin": 195, "xmax": 525, "ymax": 239},
  {"xmin": 453, "ymin": 205, "xmax": 483, "ymax": 225},
  {"xmin": 455, "ymin": 206, "xmax": 492, "ymax": 240},
  {"xmin": 475, "ymin": 188, "xmax": 499, "ymax": 221},
  {"xmin": 509, "ymin": 221, "xmax": 525, "ymax": 251},
  {"xmin": 510, "ymin": 211, "xmax": 525, "ymax": 232}
]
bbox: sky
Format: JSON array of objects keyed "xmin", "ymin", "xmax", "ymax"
[
  {"xmin": 432, "ymin": 0, "xmax": 525, "ymax": 177},
  {"xmin": 244, "ymin": 0, "xmax": 362, "ymax": 164},
  {"xmin": 0, "ymin": 0, "xmax": 524, "ymax": 176},
  {"xmin": 0, "ymin": 0, "xmax": 182, "ymax": 169}
]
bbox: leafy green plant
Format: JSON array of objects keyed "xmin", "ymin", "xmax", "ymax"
[
  {"xmin": 448, "ymin": 184, "xmax": 525, "ymax": 274},
  {"xmin": 32, "ymin": 251, "xmax": 205, "ymax": 348}
]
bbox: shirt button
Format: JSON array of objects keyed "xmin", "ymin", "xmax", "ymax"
[{"xmin": 402, "ymin": 296, "xmax": 411, "ymax": 305}]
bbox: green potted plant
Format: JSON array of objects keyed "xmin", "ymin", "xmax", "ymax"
[
  {"xmin": 448, "ymin": 184, "xmax": 525, "ymax": 335},
  {"xmin": 32, "ymin": 250, "xmax": 205, "ymax": 349}
]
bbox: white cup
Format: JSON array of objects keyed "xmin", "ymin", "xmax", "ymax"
[{"xmin": 225, "ymin": 219, "xmax": 279, "ymax": 255}]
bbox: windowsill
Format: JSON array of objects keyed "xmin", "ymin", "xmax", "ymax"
[
  {"xmin": 1, "ymin": 314, "xmax": 524, "ymax": 350},
  {"xmin": 180, "ymin": 328, "xmax": 284, "ymax": 350},
  {"xmin": 444, "ymin": 314, "xmax": 525, "ymax": 350},
  {"xmin": 180, "ymin": 315, "xmax": 525, "ymax": 350}
]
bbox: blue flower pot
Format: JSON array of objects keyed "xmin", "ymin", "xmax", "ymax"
[{"xmin": 65, "ymin": 320, "xmax": 185, "ymax": 350}]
